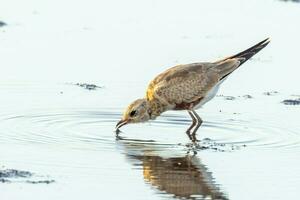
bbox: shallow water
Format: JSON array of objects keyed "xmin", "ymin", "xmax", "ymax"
[
  {"xmin": 1, "ymin": 0, "xmax": 300, "ymax": 199},
  {"xmin": 0, "ymin": 82, "xmax": 299, "ymax": 200}
]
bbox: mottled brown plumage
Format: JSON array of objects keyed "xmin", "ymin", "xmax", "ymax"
[
  {"xmin": 116, "ymin": 38, "xmax": 270, "ymax": 142},
  {"xmin": 146, "ymin": 62, "xmax": 223, "ymax": 110}
]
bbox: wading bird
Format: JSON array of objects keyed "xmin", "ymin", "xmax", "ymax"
[{"xmin": 116, "ymin": 38, "xmax": 270, "ymax": 142}]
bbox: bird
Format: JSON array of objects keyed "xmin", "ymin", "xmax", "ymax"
[
  {"xmin": 116, "ymin": 38, "xmax": 270, "ymax": 142},
  {"xmin": 117, "ymin": 138, "xmax": 228, "ymax": 199}
]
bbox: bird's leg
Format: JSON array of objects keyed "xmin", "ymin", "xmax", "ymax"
[
  {"xmin": 190, "ymin": 110, "xmax": 203, "ymax": 143},
  {"xmin": 186, "ymin": 110, "xmax": 197, "ymax": 140}
]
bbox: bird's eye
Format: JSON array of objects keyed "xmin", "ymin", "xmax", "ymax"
[{"xmin": 130, "ymin": 110, "xmax": 137, "ymax": 117}]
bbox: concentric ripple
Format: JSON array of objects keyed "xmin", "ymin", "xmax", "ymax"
[
  {"xmin": 0, "ymin": 109, "xmax": 119, "ymax": 151},
  {"xmin": 154, "ymin": 113, "xmax": 300, "ymax": 150},
  {"xmin": 1, "ymin": 108, "xmax": 299, "ymax": 152}
]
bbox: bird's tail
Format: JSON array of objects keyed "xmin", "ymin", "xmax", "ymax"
[
  {"xmin": 216, "ymin": 38, "xmax": 270, "ymax": 80},
  {"xmin": 227, "ymin": 38, "xmax": 270, "ymax": 65}
]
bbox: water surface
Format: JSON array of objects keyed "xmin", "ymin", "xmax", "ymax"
[
  {"xmin": 0, "ymin": 82, "xmax": 299, "ymax": 200},
  {"xmin": 1, "ymin": 0, "xmax": 300, "ymax": 199}
]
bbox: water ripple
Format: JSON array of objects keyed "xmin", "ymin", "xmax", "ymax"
[{"xmin": 0, "ymin": 109, "xmax": 299, "ymax": 151}]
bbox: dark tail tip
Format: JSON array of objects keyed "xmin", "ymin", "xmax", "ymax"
[
  {"xmin": 219, "ymin": 38, "xmax": 270, "ymax": 80},
  {"xmin": 228, "ymin": 38, "xmax": 270, "ymax": 65}
]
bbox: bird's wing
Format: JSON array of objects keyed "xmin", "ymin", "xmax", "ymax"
[
  {"xmin": 146, "ymin": 38, "xmax": 270, "ymax": 109},
  {"xmin": 146, "ymin": 63, "xmax": 223, "ymax": 108}
]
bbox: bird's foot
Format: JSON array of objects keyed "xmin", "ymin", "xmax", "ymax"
[
  {"xmin": 186, "ymin": 131, "xmax": 193, "ymax": 141},
  {"xmin": 191, "ymin": 135, "xmax": 200, "ymax": 143}
]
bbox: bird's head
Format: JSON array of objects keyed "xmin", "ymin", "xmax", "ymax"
[{"xmin": 116, "ymin": 98, "xmax": 151, "ymax": 131}]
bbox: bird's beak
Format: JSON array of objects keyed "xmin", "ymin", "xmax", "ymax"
[{"xmin": 115, "ymin": 119, "xmax": 128, "ymax": 130}]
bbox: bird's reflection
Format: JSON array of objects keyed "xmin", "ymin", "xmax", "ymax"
[{"xmin": 116, "ymin": 136, "xmax": 228, "ymax": 200}]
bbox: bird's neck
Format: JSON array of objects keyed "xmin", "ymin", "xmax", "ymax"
[{"xmin": 147, "ymin": 99, "xmax": 168, "ymax": 119}]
